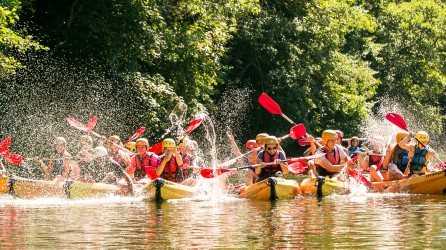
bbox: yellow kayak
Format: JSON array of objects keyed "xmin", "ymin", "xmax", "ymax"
[
  {"xmin": 300, "ymin": 176, "xmax": 350, "ymax": 197},
  {"xmin": 371, "ymin": 170, "xmax": 446, "ymax": 194},
  {"xmin": 143, "ymin": 178, "xmax": 197, "ymax": 201},
  {"xmin": 1, "ymin": 176, "xmax": 130, "ymax": 199},
  {"xmin": 239, "ymin": 177, "xmax": 299, "ymax": 200}
]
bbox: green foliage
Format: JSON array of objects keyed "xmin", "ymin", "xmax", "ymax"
[{"xmin": 0, "ymin": 0, "xmax": 46, "ymax": 77}]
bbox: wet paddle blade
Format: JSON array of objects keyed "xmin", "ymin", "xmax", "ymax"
[
  {"xmin": 288, "ymin": 160, "xmax": 308, "ymax": 174},
  {"xmin": 66, "ymin": 117, "xmax": 88, "ymax": 132},
  {"xmin": 258, "ymin": 93, "xmax": 282, "ymax": 115},
  {"xmin": 348, "ymin": 168, "xmax": 371, "ymax": 186},
  {"xmin": 386, "ymin": 113, "xmax": 408, "ymax": 131},
  {"xmin": 125, "ymin": 127, "xmax": 146, "ymax": 144},
  {"xmin": 289, "ymin": 124, "xmax": 307, "ymax": 139},
  {"xmin": 200, "ymin": 168, "xmax": 231, "ymax": 178},
  {"xmin": 149, "ymin": 142, "xmax": 163, "ymax": 155},
  {"xmin": 4, "ymin": 152, "xmax": 24, "ymax": 165},
  {"xmin": 86, "ymin": 116, "xmax": 97, "ymax": 134},
  {"xmin": 0, "ymin": 137, "xmax": 11, "ymax": 155},
  {"xmin": 145, "ymin": 167, "xmax": 158, "ymax": 180},
  {"xmin": 185, "ymin": 118, "xmax": 203, "ymax": 135}
]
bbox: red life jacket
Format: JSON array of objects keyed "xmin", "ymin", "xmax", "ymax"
[
  {"xmin": 134, "ymin": 153, "xmax": 156, "ymax": 180},
  {"xmin": 160, "ymin": 156, "xmax": 183, "ymax": 183},
  {"xmin": 321, "ymin": 146, "xmax": 340, "ymax": 165},
  {"xmin": 368, "ymin": 150, "xmax": 384, "ymax": 170},
  {"xmin": 261, "ymin": 151, "xmax": 280, "ymax": 176}
]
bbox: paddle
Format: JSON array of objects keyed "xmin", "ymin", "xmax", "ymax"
[
  {"xmin": 298, "ymin": 137, "xmax": 367, "ymax": 146},
  {"xmin": 345, "ymin": 156, "xmax": 371, "ymax": 186},
  {"xmin": 386, "ymin": 112, "xmax": 446, "ymax": 167},
  {"xmin": 149, "ymin": 118, "xmax": 203, "ymax": 155},
  {"xmin": 258, "ymin": 93, "xmax": 323, "ymax": 148},
  {"xmin": 219, "ymin": 124, "xmax": 307, "ymax": 168},
  {"xmin": 66, "ymin": 117, "xmax": 132, "ymax": 154},
  {"xmin": 0, "ymin": 138, "xmax": 24, "ymax": 165},
  {"xmin": 201, "ymin": 153, "xmax": 326, "ymax": 178},
  {"xmin": 125, "ymin": 127, "xmax": 146, "ymax": 144}
]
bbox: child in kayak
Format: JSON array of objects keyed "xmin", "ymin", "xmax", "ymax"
[
  {"xmin": 127, "ymin": 138, "xmax": 160, "ymax": 182},
  {"xmin": 308, "ymin": 130, "xmax": 349, "ymax": 181},
  {"xmin": 35, "ymin": 137, "xmax": 73, "ymax": 181},
  {"xmin": 255, "ymin": 136, "xmax": 288, "ymax": 182},
  {"xmin": 156, "ymin": 138, "xmax": 184, "ymax": 183}
]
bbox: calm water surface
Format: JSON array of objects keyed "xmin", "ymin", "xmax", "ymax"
[{"xmin": 1, "ymin": 193, "xmax": 446, "ymax": 249}]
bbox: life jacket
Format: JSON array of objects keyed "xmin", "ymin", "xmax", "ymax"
[
  {"xmin": 410, "ymin": 146, "xmax": 428, "ymax": 172},
  {"xmin": 51, "ymin": 159, "xmax": 64, "ymax": 177},
  {"xmin": 395, "ymin": 147, "xmax": 409, "ymax": 172},
  {"xmin": 160, "ymin": 156, "xmax": 183, "ymax": 183},
  {"xmin": 134, "ymin": 153, "xmax": 156, "ymax": 180},
  {"xmin": 315, "ymin": 146, "xmax": 340, "ymax": 177},
  {"xmin": 368, "ymin": 151, "xmax": 384, "ymax": 170},
  {"xmin": 257, "ymin": 151, "xmax": 280, "ymax": 180}
]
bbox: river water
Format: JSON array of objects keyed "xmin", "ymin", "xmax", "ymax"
[{"xmin": 1, "ymin": 191, "xmax": 446, "ymax": 249}]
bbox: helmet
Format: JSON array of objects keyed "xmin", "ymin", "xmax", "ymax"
[
  {"xmin": 107, "ymin": 135, "xmax": 122, "ymax": 149},
  {"xmin": 263, "ymin": 136, "xmax": 278, "ymax": 146},
  {"xmin": 135, "ymin": 138, "xmax": 149, "ymax": 148},
  {"xmin": 162, "ymin": 138, "xmax": 176, "ymax": 151},
  {"xmin": 256, "ymin": 133, "xmax": 269, "ymax": 142},
  {"xmin": 79, "ymin": 135, "xmax": 93, "ymax": 145},
  {"xmin": 334, "ymin": 130, "xmax": 344, "ymax": 139},
  {"xmin": 94, "ymin": 146, "xmax": 108, "ymax": 158},
  {"xmin": 125, "ymin": 141, "xmax": 136, "ymax": 153},
  {"xmin": 322, "ymin": 130, "xmax": 338, "ymax": 145},
  {"xmin": 395, "ymin": 131, "xmax": 409, "ymax": 144},
  {"xmin": 54, "ymin": 137, "xmax": 67, "ymax": 147},
  {"xmin": 350, "ymin": 136, "xmax": 359, "ymax": 143},
  {"xmin": 415, "ymin": 131, "xmax": 429, "ymax": 143},
  {"xmin": 245, "ymin": 140, "xmax": 258, "ymax": 149}
]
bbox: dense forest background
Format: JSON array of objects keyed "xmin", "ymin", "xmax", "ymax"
[{"xmin": 0, "ymin": 0, "xmax": 445, "ymax": 168}]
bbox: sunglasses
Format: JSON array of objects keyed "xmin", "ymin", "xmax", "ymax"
[{"xmin": 267, "ymin": 147, "xmax": 277, "ymax": 150}]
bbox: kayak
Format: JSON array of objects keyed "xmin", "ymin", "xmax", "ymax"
[
  {"xmin": 371, "ymin": 170, "xmax": 446, "ymax": 195},
  {"xmin": 239, "ymin": 177, "xmax": 299, "ymax": 200},
  {"xmin": 1, "ymin": 176, "xmax": 130, "ymax": 199},
  {"xmin": 143, "ymin": 178, "xmax": 197, "ymax": 201},
  {"xmin": 299, "ymin": 176, "xmax": 350, "ymax": 197}
]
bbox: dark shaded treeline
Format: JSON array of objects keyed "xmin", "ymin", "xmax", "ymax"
[{"xmin": 1, "ymin": 0, "xmax": 445, "ymax": 158}]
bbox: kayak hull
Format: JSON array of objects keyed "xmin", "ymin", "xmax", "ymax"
[
  {"xmin": 143, "ymin": 178, "xmax": 197, "ymax": 201},
  {"xmin": 239, "ymin": 177, "xmax": 299, "ymax": 200},
  {"xmin": 1, "ymin": 176, "xmax": 128, "ymax": 199},
  {"xmin": 300, "ymin": 177, "xmax": 350, "ymax": 197},
  {"xmin": 371, "ymin": 170, "xmax": 446, "ymax": 195}
]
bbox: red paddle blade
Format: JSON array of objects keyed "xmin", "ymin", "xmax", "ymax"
[
  {"xmin": 434, "ymin": 162, "xmax": 446, "ymax": 170},
  {"xmin": 86, "ymin": 116, "xmax": 97, "ymax": 134},
  {"xmin": 200, "ymin": 168, "xmax": 231, "ymax": 178},
  {"xmin": 4, "ymin": 152, "xmax": 24, "ymax": 165},
  {"xmin": 125, "ymin": 127, "xmax": 146, "ymax": 144},
  {"xmin": 149, "ymin": 142, "xmax": 163, "ymax": 155},
  {"xmin": 185, "ymin": 118, "xmax": 203, "ymax": 135},
  {"xmin": 145, "ymin": 167, "xmax": 158, "ymax": 180},
  {"xmin": 66, "ymin": 117, "xmax": 88, "ymax": 132},
  {"xmin": 0, "ymin": 137, "xmax": 11, "ymax": 155},
  {"xmin": 386, "ymin": 113, "xmax": 408, "ymax": 131},
  {"xmin": 289, "ymin": 124, "xmax": 307, "ymax": 139},
  {"xmin": 346, "ymin": 156, "xmax": 358, "ymax": 166},
  {"xmin": 258, "ymin": 93, "xmax": 282, "ymax": 115},
  {"xmin": 348, "ymin": 168, "xmax": 371, "ymax": 186},
  {"xmin": 288, "ymin": 160, "xmax": 308, "ymax": 174}
]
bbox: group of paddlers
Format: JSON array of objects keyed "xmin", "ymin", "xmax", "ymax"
[
  {"xmin": 0, "ymin": 134, "xmax": 203, "ymax": 189},
  {"xmin": 228, "ymin": 128, "xmax": 440, "ymax": 186}
]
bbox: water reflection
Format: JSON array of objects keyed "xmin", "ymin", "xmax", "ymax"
[{"xmin": 0, "ymin": 194, "xmax": 446, "ymax": 248}]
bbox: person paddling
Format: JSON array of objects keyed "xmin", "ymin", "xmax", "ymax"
[
  {"xmin": 357, "ymin": 136, "xmax": 386, "ymax": 182},
  {"xmin": 382, "ymin": 131, "xmax": 410, "ymax": 180},
  {"xmin": 399, "ymin": 131, "xmax": 437, "ymax": 176},
  {"xmin": 35, "ymin": 137, "xmax": 73, "ymax": 181},
  {"xmin": 106, "ymin": 135, "xmax": 131, "ymax": 170},
  {"xmin": 227, "ymin": 131, "xmax": 259, "ymax": 185},
  {"xmin": 308, "ymin": 130, "xmax": 348, "ymax": 181},
  {"xmin": 127, "ymin": 138, "xmax": 160, "ymax": 182},
  {"xmin": 255, "ymin": 136, "xmax": 288, "ymax": 182},
  {"xmin": 156, "ymin": 138, "xmax": 184, "ymax": 183}
]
